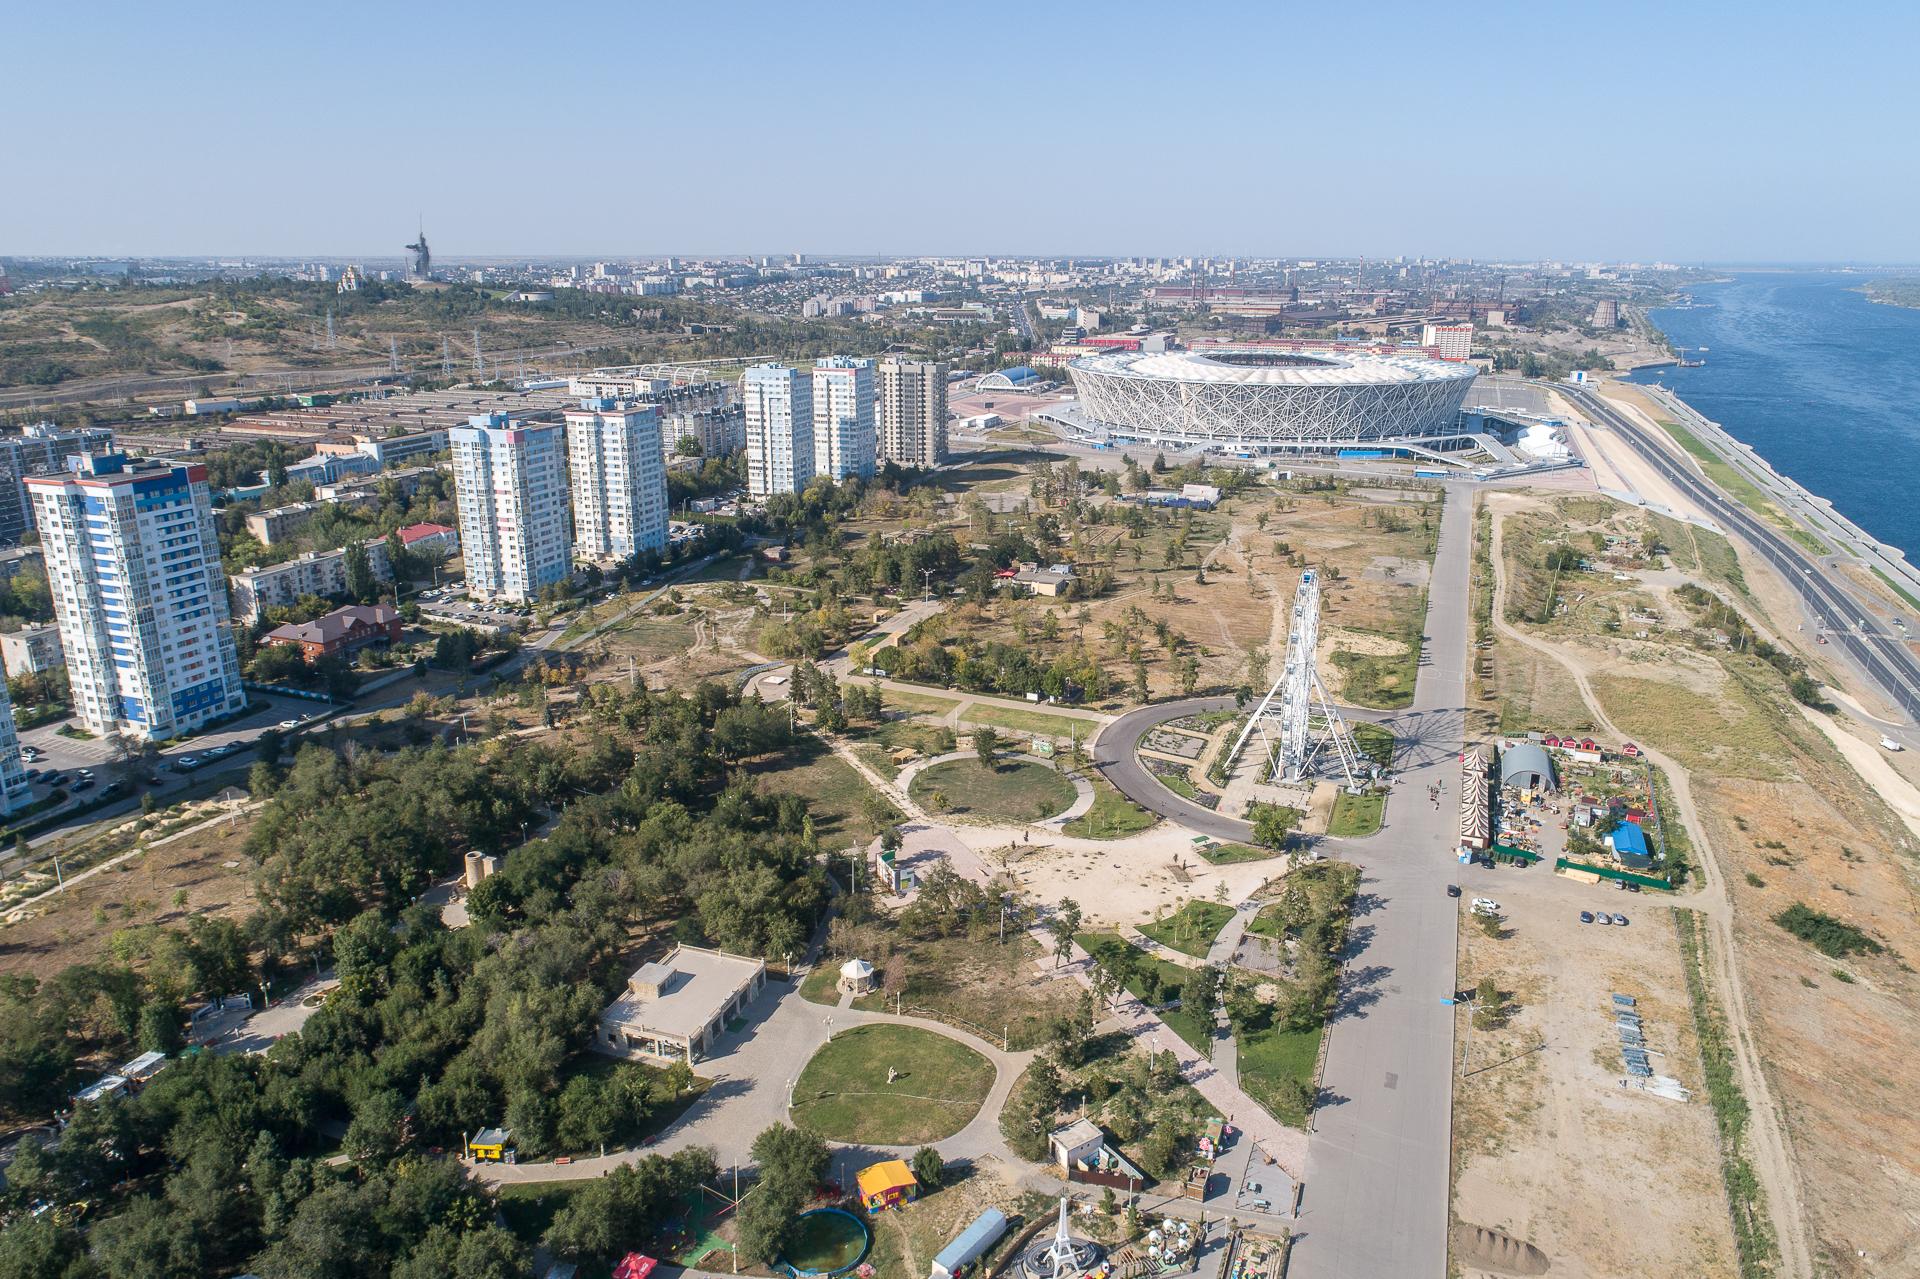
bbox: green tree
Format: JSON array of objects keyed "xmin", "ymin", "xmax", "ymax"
[
  {"xmin": 1249, "ymin": 802, "xmax": 1302, "ymax": 850},
  {"xmin": 910, "ymin": 1145, "xmax": 944, "ymax": 1190},
  {"xmin": 344, "ymin": 540, "xmax": 378, "ymax": 604},
  {"xmin": 1047, "ymin": 897, "xmax": 1083, "ymax": 967},
  {"xmin": 973, "ymin": 725, "xmax": 1000, "ymax": 769}
]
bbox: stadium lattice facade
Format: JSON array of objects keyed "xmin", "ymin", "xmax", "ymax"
[{"xmin": 1064, "ymin": 347, "xmax": 1476, "ymax": 450}]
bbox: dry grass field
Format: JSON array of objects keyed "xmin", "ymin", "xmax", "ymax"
[{"xmin": 1481, "ymin": 491, "xmax": 1920, "ymax": 1276}]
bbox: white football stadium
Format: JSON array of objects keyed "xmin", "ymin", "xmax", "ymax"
[{"xmin": 1062, "ymin": 346, "xmax": 1477, "ymax": 451}]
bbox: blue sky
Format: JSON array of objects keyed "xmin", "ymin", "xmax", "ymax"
[{"xmin": 5, "ymin": 0, "xmax": 1917, "ymax": 261}]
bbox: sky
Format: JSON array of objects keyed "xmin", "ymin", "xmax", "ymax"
[{"xmin": 5, "ymin": 0, "xmax": 1918, "ymax": 263}]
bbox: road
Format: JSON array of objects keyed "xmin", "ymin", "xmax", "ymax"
[
  {"xmin": 1289, "ymin": 487, "xmax": 1468, "ymax": 1279},
  {"xmin": 1569, "ymin": 386, "xmax": 1920, "ymax": 725},
  {"xmin": 1088, "ymin": 494, "xmax": 1474, "ymax": 1278}
]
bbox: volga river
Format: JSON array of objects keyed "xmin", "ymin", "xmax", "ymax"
[{"xmin": 1626, "ymin": 271, "xmax": 1920, "ymax": 561}]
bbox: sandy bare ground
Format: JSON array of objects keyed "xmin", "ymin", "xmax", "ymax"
[{"xmin": 1480, "ymin": 496, "xmax": 1817, "ymax": 1279}]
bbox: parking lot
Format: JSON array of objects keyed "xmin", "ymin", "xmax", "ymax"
[
  {"xmin": 15, "ymin": 690, "xmax": 339, "ymax": 814},
  {"xmin": 414, "ymin": 587, "xmax": 532, "ymax": 630}
]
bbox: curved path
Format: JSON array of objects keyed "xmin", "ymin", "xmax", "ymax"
[
  {"xmin": 896, "ymin": 751, "xmax": 1094, "ymax": 829},
  {"xmin": 471, "ymin": 985, "xmax": 1031, "ymax": 1188}
]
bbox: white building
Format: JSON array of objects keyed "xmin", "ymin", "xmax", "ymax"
[
  {"xmin": 565, "ymin": 398, "xmax": 669, "ymax": 564},
  {"xmin": 1421, "ymin": 323, "xmax": 1473, "ymax": 362},
  {"xmin": 0, "ymin": 682, "xmax": 28, "ymax": 817},
  {"xmin": 876, "ymin": 359, "xmax": 950, "ymax": 468},
  {"xmin": 0, "ymin": 623, "xmax": 64, "ymax": 677},
  {"xmin": 742, "ymin": 364, "xmax": 814, "ymax": 498},
  {"xmin": 27, "ymin": 455, "xmax": 246, "ymax": 741},
  {"xmin": 811, "ymin": 357, "xmax": 877, "ymax": 482},
  {"xmin": 450, "ymin": 414, "xmax": 572, "ymax": 602},
  {"xmin": 227, "ymin": 540, "xmax": 393, "ymax": 624}
]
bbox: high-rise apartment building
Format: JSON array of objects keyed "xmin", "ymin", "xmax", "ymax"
[
  {"xmin": 0, "ymin": 422, "xmax": 117, "ymax": 543},
  {"xmin": 1420, "ymin": 323, "xmax": 1474, "ymax": 362},
  {"xmin": 27, "ymin": 454, "xmax": 245, "ymax": 741},
  {"xmin": 742, "ymin": 364, "xmax": 814, "ymax": 498},
  {"xmin": 565, "ymin": 398, "xmax": 669, "ymax": 564},
  {"xmin": 876, "ymin": 359, "xmax": 950, "ymax": 468},
  {"xmin": 0, "ymin": 682, "xmax": 27, "ymax": 816},
  {"xmin": 811, "ymin": 357, "xmax": 877, "ymax": 482},
  {"xmin": 450, "ymin": 413, "xmax": 571, "ymax": 602}
]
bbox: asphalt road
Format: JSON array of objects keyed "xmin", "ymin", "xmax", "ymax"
[
  {"xmin": 1092, "ymin": 695, "xmax": 1255, "ymax": 842},
  {"xmin": 1570, "ymin": 385, "xmax": 1920, "ymax": 724},
  {"xmin": 1088, "ymin": 495, "xmax": 1473, "ymax": 1278},
  {"xmin": 1289, "ymin": 486, "xmax": 1468, "ymax": 1279}
]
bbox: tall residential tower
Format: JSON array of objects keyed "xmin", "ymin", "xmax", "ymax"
[
  {"xmin": 450, "ymin": 414, "xmax": 571, "ymax": 602},
  {"xmin": 27, "ymin": 455, "xmax": 246, "ymax": 741},
  {"xmin": 876, "ymin": 359, "xmax": 949, "ymax": 468},
  {"xmin": 742, "ymin": 364, "xmax": 814, "ymax": 498},
  {"xmin": 811, "ymin": 357, "xmax": 876, "ymax": 482},
  {"xmin": 565, "ymin": 398, "xmax": 669, "ymax": 563}
]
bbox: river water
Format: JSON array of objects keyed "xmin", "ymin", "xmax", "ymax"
[{"xmin": 1625, "ymin": 271, "xmax": 1920, "ymax": 560}]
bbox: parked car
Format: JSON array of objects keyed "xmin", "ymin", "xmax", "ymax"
[
  {"xmin": 1614, "ymin": 914, "xmax": 1630, "ymax": 927},
  {"xmin": 1446, "ymin": 884, "xmax": 1461, "ymax": 898},
  {"xmin": 1579, "ymin": 910, "xmax": 1594, "ymax": 923},
  {"xmin": 178, "ymin": 756, "xmax": 199, "ymax": 770},
  {"xmin": 77, "ymin": 768, "xmax": 93, "ymax": 779},
  {"xmin": 278, "ymin": 720, "xmax": 300, "ymax": 730},
  {"xmin": 1596, "ymin": 912, "xmax": 1614, "ymax": 925}
]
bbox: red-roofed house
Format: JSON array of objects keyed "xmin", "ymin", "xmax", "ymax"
[
  {"xmin": 396, "ymin": 522, "xmax": 459, "ymax": 557},
  {"xmin": 263, "ymin": 604, "xmax": 402, "ymax": 663}
]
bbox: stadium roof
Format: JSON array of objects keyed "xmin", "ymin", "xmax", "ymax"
[
  {"xmin": 1078, "ymin": 348, "xmax": 1473, "ymax": 387},
  {"xmin": 979, "ymin": 366, "xmax": 1040, "ymax": 388}
]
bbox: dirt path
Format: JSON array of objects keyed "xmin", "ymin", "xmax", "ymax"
[{"xmin": 1485, "ymin": 497, "xmax": 1815, "ymax": 1279}]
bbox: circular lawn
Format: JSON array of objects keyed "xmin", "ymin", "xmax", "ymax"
[
  {"xmin": 909, "ymin": 757, "xmax": 1077, "ymax": 823},
  {"xmin": 790, "ymin": 1024, "xmax": 995, "ymax": 1144}
]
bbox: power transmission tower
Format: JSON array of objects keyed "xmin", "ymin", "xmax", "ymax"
[
  {"xmin": 389, "ymin": 336, "xmax": 399, "ymax": 374},
  {"xmin": 1224, "ymin": 570, "xmax": 1368, "ymax": 790},
  {"xmin": 471, "ymin": 327, "xmax": 483, "ymax": 376},
  {"xmin": 325, "ymin": 308, "xmax": 335, "ymax": 349},
  {"xmin": 441, "ymin": 335, "xmax": 452, "ymax": 379}
]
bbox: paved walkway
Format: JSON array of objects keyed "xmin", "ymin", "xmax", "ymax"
[{"xmin": 470, "ymin": 979, "xmax": 1032, "ymax": 1187}]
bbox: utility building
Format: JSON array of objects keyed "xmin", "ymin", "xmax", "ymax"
[{"xmin": 28, "ymin": 455, "xmax": 246, "ymax": 741}]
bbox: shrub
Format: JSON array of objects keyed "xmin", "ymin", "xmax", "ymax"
[{"xmin": 1773, "ymin": 903, "xmax": 1882, "ymax": 958}]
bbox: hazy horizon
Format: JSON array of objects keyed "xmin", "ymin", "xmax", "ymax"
[{"xmin": 7, "ymin": 0, "xmax": 1919, "ymax": 262}]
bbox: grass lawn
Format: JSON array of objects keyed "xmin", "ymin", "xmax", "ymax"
[
  {"xmin": 1197, "ymin": 842, "xmax": 1277, "ymax": 865},
  {"xmin": 498, "ymin": 1184, "xmax": 604, "ymax": 1275},
  {"xmin": 798, "ymin": 962, "xmax": 841, "ymax": 1005},
  {"xmin": 1236, "ymin": 1023, "xmax": 1323, "ymax": 1128},
  {"xmin": 1873, "ymin": 565, "xmax": 1920, "ymax": 613},
  {"xmin": 1062, "ymin": 773, "xmax": 1158, "ymax": 839},
  {"xmin": 1330, "ymin": 645, "xmax": 1415, "ymax": 710},
  {"xmin": 1160, "ymin": 772, "xmax": 1203, "ymax": 801},
  {"xmin": 1327, "ymin": 789, "xmax": 1385, "ymax": 838},
  {"xmin": 746, "ymin": 734, "xmax": 901, "ymax": 843},
  {"xmin": 881, "ymin": 688, "xmax": 963, "ymax": 717},
  {"xmin": 839, "ymin": 931, "xmax": 1081, "ymax": 1050},
  {"xmin": 910, "ymin": 757, "xmax": 1077, "ymax": 823},
  {"xmin": 960, "ymin": 702, "xmax": 1095, "ymax": 742},
  {"xmin": 1353, "ymin": 722, "xmax": 1396, "ymax": 769},
  {"xmin": 1139, "ymin": 900, "xmax": 1234, "ymax": 957},
  {"xmin": 1075, "ymin": 931, "xmax": 1213, "ymax": 1051},
  {"xmin": 791, "ymin": 1024, "xmax": 995, "ymax": 1143}
]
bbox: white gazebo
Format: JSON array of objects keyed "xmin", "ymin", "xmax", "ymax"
[{"xmin": 838, "ymin": 958, "xmax": 877, "ymax": 996}]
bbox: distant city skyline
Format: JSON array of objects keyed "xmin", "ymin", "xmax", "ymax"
[{"xmin": 6, "ymin": 2, "xmax": 1919, "ymax": 262}]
